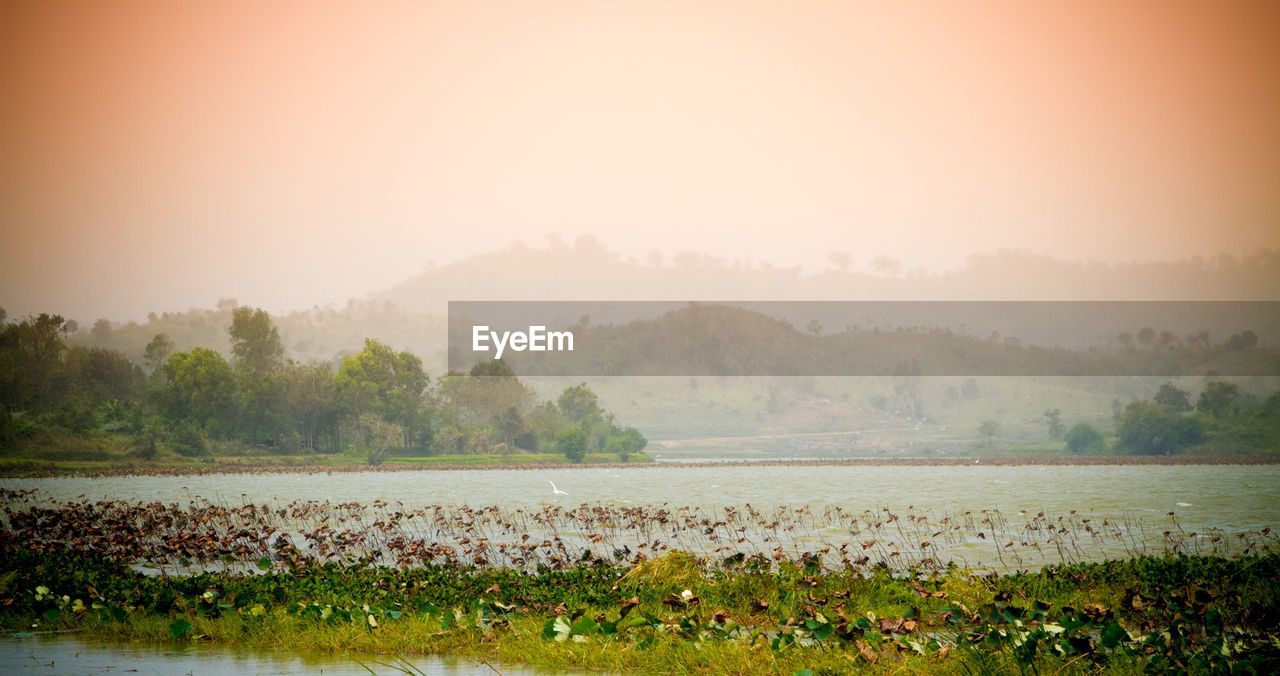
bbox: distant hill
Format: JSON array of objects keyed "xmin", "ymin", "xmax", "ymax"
[
  {"xmin": 450, "ymin": 303, "xmax": 1280, "ymax": 377},
  {"xmin": 378, "ymin": 243, "xmax": 1280, "ymax": 312}
]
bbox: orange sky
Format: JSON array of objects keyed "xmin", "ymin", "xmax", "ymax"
[{"xmin": 2, "ymin": 0, "xmax": 1278, "ymax": 320}]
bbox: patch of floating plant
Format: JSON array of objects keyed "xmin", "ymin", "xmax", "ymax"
[{"xmin": 1, "ymin": 488, "xmax": 1274, "ymax": 575}]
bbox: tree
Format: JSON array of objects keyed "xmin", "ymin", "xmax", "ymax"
[
  {"xmin": 1154, "ymin": 382, "xmax": 1192, "ymax": 413},
  {"xmin": 229, "ymin": 306, "xmax": 284, "ymax": 374},
  {"xmin": 1064, "ymin": 422, "xmax": 1104, "ymax": 454},
  {"xmin": 143, "ymin": 333, "xmax": 176, "ymax": 374},
  {"xmin": 91, "ymin": 318, "xmax": 112, "ymax": 342},
  {"xmin": 604, "ymin": 427, "xmax": 647, "ymax": 462},
  {"xmin": 495, "ymin": 406, "xmax": 526, "ymax": 448},
  {"xmin": 356, "ymin": 411, "xmax": 402, "ymax": 465},
  {"xmin": 1114, "ymin": 400, "xmax": 1205, "ymax": 455},
  {"xmin": 558, "ymin": 383, "xmax": 601, "ymax": 424},
  {"xmin": 170, "ymin": 420, "xmax": 211, "ymax": 457},
  {"xmin": 0, "ymin": 313, "xmax": 68, "ymax": 411},
  {"xmin": 64, "ymin": 346, "xmax": 135, "ymax": 405},
  {"xmin": 1196, "ymin": 381, "xmax": 1240, "ymax": 419},
  {"xmin": 160, "ymin": 348, "xmax": 236, "ymax": 437},
  {"xmin": 977, "ymin": 419, "xmax": 1001, "ymax": 448},
  {"xmin": 335, "ymin": 338, "xmax": 428, "ymax": 448},
  {"xmin": 1224, "ymin": 330, "xmax": 1258, "ymax": 350},
  {"xmin": 281, "ymin": 361, "xmax": 340, "ymax": 452},
  {"xmin": 556, "ymin": 426, "xmax": 587, "ymax": 463},
  {"xmin": 468, "ymin": 358, "xmax": 516, "ymax": 378},
  {"xmin": 1043, "ymin": 408, "xmax": 1065, "ymax": 440}
]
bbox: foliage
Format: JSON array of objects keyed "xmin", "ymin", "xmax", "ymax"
[
  {"xmin": 1063, "ymin": 422, "xmax": 1104, "ymax": 455},
  {"xmin": 1154, "ymin": 382, "xmax": 1192, "ymax": 413},
  {"xmin": 1, "ymin": 544, "xmax": 1276, "ymax": 675},
  {"xmin": 160, "ymin": 348, "xmax": 237, "ymax": 438},
  {"xmin": 556, "ymin": 426, "xmax": 587, "ymax": 463},
  {"xmin": 1114, "ymin": 401, "xmax": 1205, "ymax": 455},
  {"xmin": 1197, "ymin": 381, "xmax": 1240, "ymax": 419}
]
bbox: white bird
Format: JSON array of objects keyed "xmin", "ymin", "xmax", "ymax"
[{"xmin": 548, "ymin": 480, "xmax": 568, "ymax": 496}]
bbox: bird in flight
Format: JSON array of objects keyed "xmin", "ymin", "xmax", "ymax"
[{"xmin": 549, "ymin": 480, "xmax": 568, "ymax": 496}]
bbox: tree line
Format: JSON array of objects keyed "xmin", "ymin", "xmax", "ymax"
[
  {"xmin": 0, "ymin": 307, "xmax": 645, "ymax": 463},
  {"xmin": 1061, "ymin": 381, "xmax": 1279, "ymax": 456}
]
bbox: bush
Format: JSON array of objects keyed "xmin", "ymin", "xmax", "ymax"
[
  {"xmin": 556, "ymin": 427, "xmax": 587, "ymax": 463},
  {"xmin": 1064, "ymin": 422, "xmax": 1104, "ymax": 454},
  {"xmin": 1114, "ymin": 401, "xmax": 1205, "ymax": 455},
  {"xmin": 169, "ymin": 422, "xmax": 211, "ymax": 457}
]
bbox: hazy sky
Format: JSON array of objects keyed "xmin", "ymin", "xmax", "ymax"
[{"xmin": 3, "ymin": 0, "xmax": 1278, "ymax": 321}]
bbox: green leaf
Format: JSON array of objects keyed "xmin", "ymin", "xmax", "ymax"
[
  {"xmin": 257, "ymin": 557, "xmax": 272, "ymax": 571},
  {"xmin": 168, "ymin": 618, "xmax": 193, "ymax": 639},
  {"xmin": 1099, "ymin": 622, "xmax": 1129, "ymax": 649},
  {"xmin": 570, "ymin": 615, "xmax": 600, "ymax": 636},
  {"xmin": 812, "ymin": 623, "xmax": 835, "ymax": 641}
]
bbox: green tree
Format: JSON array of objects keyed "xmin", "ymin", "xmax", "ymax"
[
  {"xmin": 160, "ymin": 348, "xmax": 237, "ymax": 437},
  {"xmin": 556, "ymin": 426, "xmax": 587, "ymax": 463},
  {"xmin": 1064, "ymin": 422, "xmax": 1104, "ymax": 454},
  {"xmin": 143, "ymin": 333, "xmax": 175, "ymax": 374},
  {"xmin": 558, "ymin": 383, "xmax": 601, "ymax": 424},
  {"xmin": 229, "ymin": 307, "xmax": 284, "ymax": 374},
  {"xmin": 64, "ymin": 346, "xmax": 136, "ymax": 406},
  {"xmin": 468, "ymin": 358, "xmax": 516, "ymax": 377},
  {"xmin": 0, "ymin": 313, "xmax": 67, "ymax": 411},
  {"xmin": 228, "ymin": 308, "xmax": 287, "ymax": 444},
  {"xmin": 495, "ymin": 406, "xmax": 526, "ymax": 448},
  {"xmin": 281, "ymin": 361, "xmax": 341, "ymax": 452},
  {"xmin": 1114, "ymin": 400, "xmax": 1205, "ymax": 455},
  {"xmin": 1196, "ymin": 381, "xmax": 1240, "ymax": 419},
  {"xmin": 439, "ymin": 360, "xmax": 533, "ymax": 426},
  {"xmin": 334, "ymin": 338, "xmax": 428, "ymax": 449},
  {"xmin": 1154, "ymin": 382, "xmax": 1192, "ymax": 413},
  {"xmin": 170, "ymin": 420, "xmax": 212, "ymax": 457},
  {"xmin": 604, "ymin": 427, "xmax": 647, "ymax": 462}
]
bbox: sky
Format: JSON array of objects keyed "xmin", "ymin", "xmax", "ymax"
[{"xmin": 2, "ymin": 0, "xmax": 1278, "ymax": 321}]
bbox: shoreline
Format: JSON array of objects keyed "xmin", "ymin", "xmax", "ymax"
[{"xmin": 2, "ymin": 453, "xmax": 1276, "ymax": 479}]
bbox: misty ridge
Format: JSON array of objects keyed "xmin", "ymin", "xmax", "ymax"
[
  {"xmin": 447, "ymin": 302, "xmax": 1278, "ymax": 378},
  {"xmin": 56, "ymin": 244, "xmax": 1280, "ymax": 369}
]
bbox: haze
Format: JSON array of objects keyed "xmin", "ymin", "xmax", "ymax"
[{"xmin": 2, "ymin": 0, "xmax": 1278, "ymax": 321}]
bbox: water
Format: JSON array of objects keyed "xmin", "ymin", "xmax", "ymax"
[
  {"xmin": 0, "ymin": 634, "xmax": 542, "ymax": 676},
  {"xmin": 4, "ymin": 464, "xmax": 1277, "ymax": 536}
]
